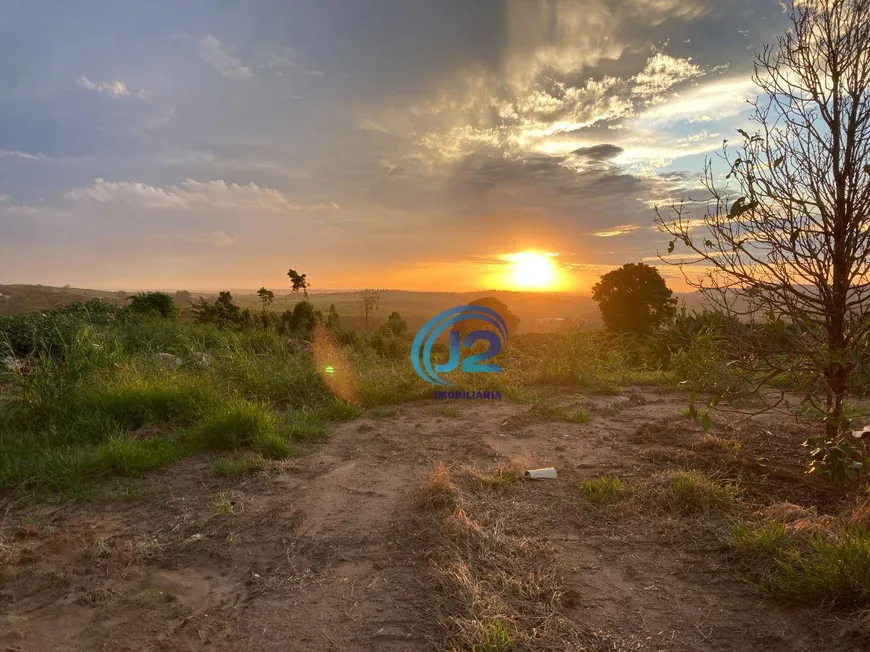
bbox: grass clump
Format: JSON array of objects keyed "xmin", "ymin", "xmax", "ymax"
[
  {"xmin": 93, "ymin": 436, "xmax": 185, "ymax": 477},
  {"xmin": 212, "ymin": 453, "xmax": 266, "ymax": 477},
  {"xmin": 83, "ymin": 376, "xmax": 217, "ymax": 431},
  {"xmin": 729, "ymin": 519, "xmax": 870, "ymax": 606},
  {"xmin": 580, "ymin": 475, "xmax": 632, "ymax": 505},
  {"xmin": 193, "ymin": 400, "xmax": 277, "ymax": 451},
  {"xmin": 730, "ymin": 521, "xmax": 796, "ymax": 558},
  {"xmin": 771, "ymin": 529, "xmax": 870, "ymax": 604},
  {"xmin": 479, "ymin": 467, "xmax": 521, "ymax": 490},
  {"xmin": 647, "ymin": 470, "xmax": 738, "ymax": 514}
]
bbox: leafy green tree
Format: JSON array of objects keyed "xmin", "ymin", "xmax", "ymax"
[
  {"xmin": 458, "ymin": 297, "xmax": 520, "ymax": 339},
  {"xmin": 591, "ymin": 263, "xmax": 676, "ymax": 335},
  {"xmin": 191, "ymin": 291, "xmax": 244, "ymax": 326},
  {"xmin": 127, "ymin": 291, "xmax": 179, "ymax": 320},
  {"xmin": 386, "ymin": 311, "xmax": 407, "ymax": 336}
]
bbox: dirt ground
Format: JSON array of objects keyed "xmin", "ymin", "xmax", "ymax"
[{"xmin": 1, "ymin": 387, "xmax": 868, "ymax": 651}]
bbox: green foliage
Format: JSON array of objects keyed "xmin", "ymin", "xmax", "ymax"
[
  {"xmin": 127, "ymin": 292, "xmax": 179, "ymax": 320},
  {"xmin": 190, "ymin": 291, "xmax": 254, "ymax": 328},
  {"xmin": 0, "ymin": 298, "xmax": 126, "ymax": 357},
  {"xmin": 279, "ymin": 301, "xmax": 320, "ymax": 336},
  {"xmin": 580, "ymin": 475, "xmax": 632, "ymax": 504},
  {"xmin": 591, "ymin": 263, "xmax": 677, "ymax": 335},
  {"xmin": 803, "ymin": 434, "xmax": 867, "ymax": 482}
]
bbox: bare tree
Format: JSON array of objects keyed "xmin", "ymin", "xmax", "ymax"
[
  {"xmin": 655, "ymin": 0, "xmax": 870, "ymax": 436},
  {"xmin": 361, "ymin": 290, "xmax": 379, "ymax": 332}
]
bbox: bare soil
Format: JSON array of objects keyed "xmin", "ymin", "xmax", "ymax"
[{"xmin": 1, "ymin": 388, "xmax": 868, "ymax": 651}]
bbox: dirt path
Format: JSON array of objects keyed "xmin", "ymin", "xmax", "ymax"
[{"xmin": 0, "ymin": 389, "xmax": 866, "ymax": 651}]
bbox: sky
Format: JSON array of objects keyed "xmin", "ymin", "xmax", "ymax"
[{"xmin": 0, "ymin": 0, "xmax": 790, "ymax": 293}]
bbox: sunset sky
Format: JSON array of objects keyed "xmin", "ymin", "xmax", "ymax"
[{"xmin": 0, "ymin": 0, "xmax": 789, "ymax": 293}]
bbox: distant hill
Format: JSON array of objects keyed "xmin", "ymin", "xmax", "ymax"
[
  {"xmin": 0, "ymin": 284, "xmax": 125, "ymax": 316},
  {"xmin": 0, "ymin": 284, "xmax": 712, "ymax": 332}
]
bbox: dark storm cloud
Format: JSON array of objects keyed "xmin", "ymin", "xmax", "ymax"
[{"xmin": 572, "ymin": 144, "xmax": 624, "ymax": 160}]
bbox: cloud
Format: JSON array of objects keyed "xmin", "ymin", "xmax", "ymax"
[
  {"xmin": 76, "ymin": 76, "xmax": 148, "ymax": 98},
  {"xmin": 0, "ymin": 194, "xmax": 41, "ymax": 217},
  {"xmin": 196, "ymin": 35, "xmax": 254, "ymax": 78},
  {"xmin": 0, "ymin": 149, "xmax": 49, "ymax": 161},
  {"xmin": 636, "ymin": 75, "xmax": 758, "ymax": 125},
  {"xmin": 176, "ymin": 231, "xmax": 239, "ymax": 246},
  {"xmin": 64, "ymin": 178, "xmax": 333, "ymax": 213},
  {"xmin": 632, "ymin": 52, "xmax": 704, "ymax": 99},
  {"xmin": 593, "ymin": 224, "xmax": 643, "ymax": 237},
  {"xmin": 572, "ymin": 144, "xmax": 624, "ymax": 160}
]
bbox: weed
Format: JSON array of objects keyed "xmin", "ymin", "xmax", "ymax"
[
  {"xmin": 479, "ymin": 467, "xmax": 521, "ymax": 490},
  {"xmin": 213, "ymin": 492, "xmax": 235, "ymax": 516},
  {"xmin": 580, "ymin": 475, "xmax": 632, "ymax": 505},
  {"xmin": 474, "ymin": 619, "xmax": 512, "ymax": 652}
]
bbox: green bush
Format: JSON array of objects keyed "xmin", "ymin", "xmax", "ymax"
[{"xmin": 127, "ymin": 292, "xmax": 179, "ymax": 320}]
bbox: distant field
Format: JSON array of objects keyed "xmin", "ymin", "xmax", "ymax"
[{"xmin": 0, "ymin": 284, "xmax": 711, "ymax": 332}]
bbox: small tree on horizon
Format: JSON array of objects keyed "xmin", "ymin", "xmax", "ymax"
[
  {"xmin": 287, "ymin": 269, "xmax": 309, "ymax": 302},
  {"xmin": 257, "ymin": 287, "xmax": 275, "ymax": 313},
  {"xmin": 361, "ymin": 290, "xmax": 380, "ymax": 332},
  {"xmin": 386, "ymin": 311, "xmax": 407, "ymax": 336},
  {"xmin": 591, "ymin": 263, "xmax": 677, "ymax": 336}
]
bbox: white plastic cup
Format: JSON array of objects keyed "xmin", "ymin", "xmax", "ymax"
[{"xmin": 525, "ymin": 468, "xmax": 558, "ymax": 480}]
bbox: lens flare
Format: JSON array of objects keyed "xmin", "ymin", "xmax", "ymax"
[{"xmin": 312, "ymin": 324, "xmax": 359, "ymax": 404}]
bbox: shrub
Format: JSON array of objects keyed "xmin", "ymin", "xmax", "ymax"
[{"xmin": 127, "ymin": 292, "xmax": 179, "ymax": 320}]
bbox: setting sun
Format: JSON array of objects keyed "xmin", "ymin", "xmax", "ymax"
[{"xmin": 504, "ymin": 251, "xmax": 559, "ymax": 290}]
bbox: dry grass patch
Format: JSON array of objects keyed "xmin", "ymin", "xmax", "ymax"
[
  {"xmin": 419, "ymin": 463, "xmax": 460, "ymax": 510},
  {"xmin": 692, "ymin": 434, "xmax": 742, "ymax": 455},
  {"xmin": 418, "ymin": 464, "xmax": 617, "ymax": 651}
]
